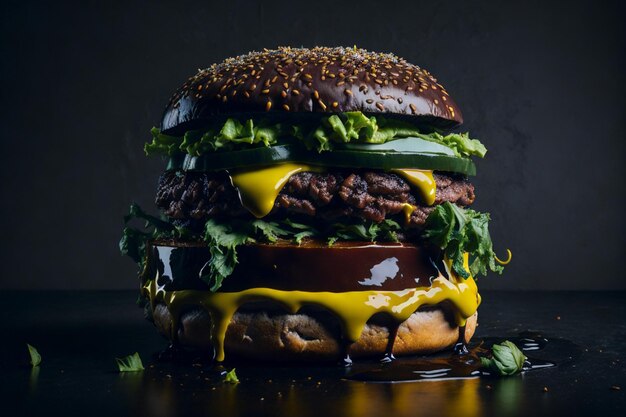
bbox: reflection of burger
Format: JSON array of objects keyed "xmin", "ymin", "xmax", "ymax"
[{"xmin": 121, "ymin": 47, "xmax": 508, "ymax": 362}]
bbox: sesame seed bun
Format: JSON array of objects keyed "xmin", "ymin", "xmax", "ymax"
[{"xmin": 161, "ymin": 46, "xmax": 463, "ymax": 134}]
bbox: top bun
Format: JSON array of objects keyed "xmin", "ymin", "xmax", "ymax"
[{"xmin": 161, "ymin": 47, "xmax": 463, "ymax": 133}]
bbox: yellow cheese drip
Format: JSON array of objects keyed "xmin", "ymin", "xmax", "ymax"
[
  {"xmin": 394, "ymin": 169, "xmax": 436, "ymax": 205},
  {"xmin": 230, "ymin": 163, "xmax": 322, "ymax": 218},
  {"xmin": 143, "ymin": 254, "xmax": 480, "ymax": 362},
  {"xmin": 229, "ymin": 164, "xmax": 436, "ymax": 218},
  {"xmin": 400, "ymin": 203, "xmax": 416, "ymax": 224}
]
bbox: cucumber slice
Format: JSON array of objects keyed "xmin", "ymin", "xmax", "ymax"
[
  {"xmin": 337, "ymin": 137, "xmax": 456, "ymax": 156},
  {"xmin": 167, "ymin": 143, "xmax": 476, "ymax": 175}
]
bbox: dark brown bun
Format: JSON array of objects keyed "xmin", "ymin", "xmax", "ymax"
[
  {"xmin": 152, "ymin": 303, "xmax": 477, "ymax": 361},
  {"xmin": 161, "ymin": 46, "xmax": 463, "ymax": 134}
]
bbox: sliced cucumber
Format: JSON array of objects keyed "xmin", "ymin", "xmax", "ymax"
[{"xmin": 166, "ymin": 140, "xmax": 476, "ymax": 175}]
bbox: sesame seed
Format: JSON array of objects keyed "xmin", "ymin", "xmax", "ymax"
[
  {"xmin": 243, "ymin": 91, "xmax": 250, "ymax": 98},
  {"xmin": 265, "ymin": 101, "xmax": 272, "ymax": 111},
  {"xmin": 283, "ymin": 104, "xmax": 290, "ymax": 111},
  {"xmin": 409, "ymin": 103, "xmax": 417, "ymax": 113},
  {"xmin": 281, "ymin": 90, "xmax": 287, "ymax": 98},
  {"xmin": 366, "ymin": 99, "xmax": 374, "ymax": 104},
  {"xmin": 376, "ymin": 102, "xmax": 384, "ymax": 111},
  {"xmin": 313, "ymin": 90, "xmax": 319, "ymax": 99},
  {"xmin": 261, "ymin": 89, "xmax": 270, "ymax": 94},
  {"xmin": 336, "ymin": 81, "xmax": 345, "ymax": 86},
  {"xmin": 283, "ymin": 82, "xmax": 289, "ymax": 89},
  {"xmin": 344, "ymin": 89, "xmax": 352, "ymax": 96},
  {"xmin": 332, "ymin": 101, "xmax": 339, "ymax": 108},
  {"xmin": 303, "ymin": 73, "xmax": 312, "ymax": 80},
  {"xmin": 434, "ymin": 99, "xmax": 439, "ymax": 104},
  {"xmin": 292, "ymin": 89, "xmax": 300, "ymax": 95},
  {"xmin": 318, "ymin": 99, "xmax": 327, "ymax": 110}
]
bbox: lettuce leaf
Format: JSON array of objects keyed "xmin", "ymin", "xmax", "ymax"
[
  {"xmin": 144, "ymin": 127, "xmax": 182, "ymax": 156},
  {"xmin": 144, "ymin": 112, "xmax": 486, "ymax": 157},
  {"xmin": 422, "ymin": 202, "xmax": 504, "ymax": 278},
  {"xmin": 415, "ymin": 131, "xmax": 487, "ymax": 158}
]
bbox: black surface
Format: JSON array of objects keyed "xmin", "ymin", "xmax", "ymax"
[
  {"xmin": 2, "ymin": 291, "xmax": 625, "ymax": 416},
  {"xmin": 0, "ymin": 0, "xmax": 624, "ymax": 291}
]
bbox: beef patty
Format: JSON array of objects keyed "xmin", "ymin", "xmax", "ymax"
[{"xmin": 155, "ymin": 170, "xmax": 475, "ymax": 229}]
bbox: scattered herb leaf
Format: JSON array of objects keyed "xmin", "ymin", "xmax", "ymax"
[
  {"xmin": 27, "ymin": 344, "xmax": 41, "ymax": 367},
  {"xmin": 480, "ymin": 341, "xmax": 526, "ymax": 376},
  {"xmin": 224, "ymin": 368, "xmax": 240, "ymax": 384},
  {"xmin": 115, "ymin": 352, "xmax": 144, "ymax": 372}
]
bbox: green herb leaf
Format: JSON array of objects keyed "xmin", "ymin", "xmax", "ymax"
[
  {"xmin": 223, "ymin": 368, "xmax": 240, "ymax": 384},
  {"xmin": 422, "ymin": 202, "xmax": 504, "ymax": 278},
  {"xmin": 251, "ymin": 220, "xmax": 291, "ymax": 243},
  {"xmin": 481, "ymin": 341, "xmax": 526, "ymax": 376},
  {"xmin": 27, "ymin": 344, "xmax": 41, "ymax": 367},
  {"xmin": 115, "ymin": 352, "xmax": 144, "ymax": 372},
  {"xmin": 119, "ymin": 203, "xmax": 190, "ymax": 274},
  {"xmin": 203, "ymin": 219, "xmax": 253, "ymax": 291}
]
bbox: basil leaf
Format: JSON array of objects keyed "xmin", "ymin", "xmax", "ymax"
[
  {"xmin": 481, "ymin": 341, "xmax": 526, "ymax": 376},
  {"xmin": 115, "ymin": 352, "xmax": 144, "ymax": 372}
]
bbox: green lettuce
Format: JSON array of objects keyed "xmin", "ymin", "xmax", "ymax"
[
  {"xmin": 422, "ymin": 202, "xmax": 504, "ymax": 278},
  {"xmin": 144, "ymin": 111, "xmax": 486, "ymax": 157}
]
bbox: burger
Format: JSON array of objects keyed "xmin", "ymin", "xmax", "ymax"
[{"xmin": 120, "ymin": 47, "xmax": 509, "ymax": 363}]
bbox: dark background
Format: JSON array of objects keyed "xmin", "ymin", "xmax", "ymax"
[{"xmin": 0, "ymin": 0, "xmax": 623, "ymax": 290}]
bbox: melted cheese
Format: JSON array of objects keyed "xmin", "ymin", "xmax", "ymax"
[
  {"xmin": 400, "ymin": 203, "xmax": 416, "ymax": 224},
  {"xmin": 229, "ymin": 164, "xmax": 437, "ymax": 218},
  {"xmin": 143, "ymin": 254, "xmax": 480, "ymax": 362},
  {"xmin": 394, "ymin": 169, "xmax": 436, "ymax": 206},
  {"xmin": 230, "ymin": 163, "xmax": 322, "ymax": 218}
]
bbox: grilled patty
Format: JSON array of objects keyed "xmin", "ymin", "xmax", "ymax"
[{"xmin": 155, "ymin": 170, "xmax": 475, "ymax": 230}]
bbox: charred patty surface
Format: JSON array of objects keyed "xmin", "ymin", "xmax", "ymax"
[{"xmin": 156, "ymin": 171, "xmax": 475, "ymax": 229}]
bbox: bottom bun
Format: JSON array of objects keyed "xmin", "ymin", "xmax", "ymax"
[{"xmin": 151, "ymin": 303, "xmax": 477, "ymax": 361}]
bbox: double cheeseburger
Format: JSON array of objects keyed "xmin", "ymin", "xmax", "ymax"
[{"xmin": 121, "ymin": 47, "xmax": 509, "ymax": 363}]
